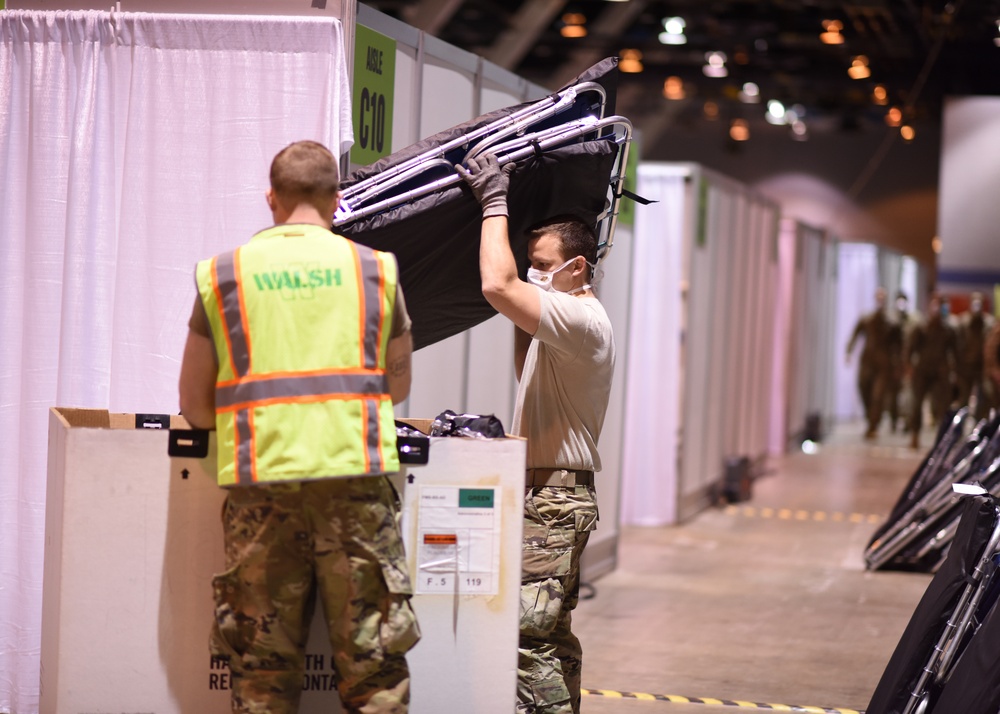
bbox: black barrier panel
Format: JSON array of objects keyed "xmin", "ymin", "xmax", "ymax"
[{"xmin": 866, "ymin": 495, "xmax": 999, "ymax": 714}]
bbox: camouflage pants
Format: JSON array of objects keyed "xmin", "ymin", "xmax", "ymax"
[
  {"xmin": 211, "ymin": 476, "xmax": 420, "ymax": 714},
  {"xmin": 910, "ymin": 369, "xmax": 953, "ymax": 433},
  {"xmin": 518, "ymin": 485, "xmax": 599, "ymax": 714},
  {"xmin": 858, "ymin": 362, "xmax": 890, "ymax": 434}
]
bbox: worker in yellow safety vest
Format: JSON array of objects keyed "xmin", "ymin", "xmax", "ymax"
[{"xmin": 179, "ymin": 140, "xmax": 419, "ymax": 714}]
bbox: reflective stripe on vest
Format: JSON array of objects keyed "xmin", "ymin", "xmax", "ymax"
[
  {"xmin": 213, "ymin": 251, "xmax": 251, "ymax": 377},
  {"xmin": 206, "ymin": 237, "xmax": 392, "ymax": 485},
  {"xmin": 356, "ymin": 245, "xmax": 385, "ymax": 370}
]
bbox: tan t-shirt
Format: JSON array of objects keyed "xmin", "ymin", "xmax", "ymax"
[{"xmin": 513, "ymin": 291, "xmax": 615, "ymax": 471}]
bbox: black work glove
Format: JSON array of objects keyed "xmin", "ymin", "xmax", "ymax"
[{"xmin": 456, "ymin": 153, "xmax": 515, "ymax": 218}]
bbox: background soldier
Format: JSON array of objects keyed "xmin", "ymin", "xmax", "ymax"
[
  {"xmin": 846, "ymin": 287, "xmax": 895, "ymax": 439},
  {"xmin": 956, "ymin": 292, "xmax": 996, "ymax": 418},
  {"xmin": 986, "ymin": 319, "xmax": 1000, "ymax": 417},
  {"xmin": 885, "ymin": 291, "xmax": 915, "ymax": 433},
  {"xmin": 905, "ymin": 292, "xmax": 959, "ymax": 449}
]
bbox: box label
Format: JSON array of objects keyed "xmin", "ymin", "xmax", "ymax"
[
  {"xmin": 459, "ymin": 488, "xmax": 494, "ymax": 508},
  {"xmin": 415, "ymin": 485, "xmax": 501, "ymax": 595}
]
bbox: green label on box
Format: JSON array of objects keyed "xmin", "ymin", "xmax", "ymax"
[
  {"xmin": 459, "ymin": 489, "xmax": 494, "ymax": 508},
  {"xmin": 351, "ymin": 25, "xmax": 396, "ymax": 166}
]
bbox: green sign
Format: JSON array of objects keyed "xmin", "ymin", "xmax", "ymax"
[
  {"xmin": 351, "ymin": 25, "xmax": 396, "ymax": 166},
  {"xmin": 696, "ymin": 177, "xmax": 709, "ymax": 247},
  {"xmin": 458, "ymin": 489, "xmax": 495, "ymax": 508},
  {"xmin": 617, "ymin": 135, "xmax": 640, "ymax": 228}
]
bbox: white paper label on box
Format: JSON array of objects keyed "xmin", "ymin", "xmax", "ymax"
[{"xmin": 416, "ymin": 486, "xmax": 501, "ymax": 595}]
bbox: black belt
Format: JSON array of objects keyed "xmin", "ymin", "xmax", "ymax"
[{"xmin": 526, "ymin": 468, "xmax": 594, "ymax": 487}]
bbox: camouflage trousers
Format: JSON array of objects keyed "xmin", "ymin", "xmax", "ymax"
[
  {"xmin": 211, "ymin": 476, "xmax": 421, "ymax": 714},
  {"xmin": 517, "ymin": 485, "xmax": 599, "ymax": 714}
]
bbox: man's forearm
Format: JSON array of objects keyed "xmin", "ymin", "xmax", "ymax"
[{"xmin": 479, "ymin": 216, "xmax": 519, "ymax": 297}]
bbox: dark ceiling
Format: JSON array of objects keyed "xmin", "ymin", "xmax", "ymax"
[{"xmin": 364, "ymin": 0, "xmax": 1000, "ymax": 156}]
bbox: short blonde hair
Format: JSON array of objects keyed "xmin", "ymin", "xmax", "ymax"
[{"xmin": 270, "ymin": 140, "xmax": 339, "ymax": 211}]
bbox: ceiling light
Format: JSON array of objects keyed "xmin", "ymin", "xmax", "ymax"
[
  {"xmin": 885, "ymin": 106, "xmax": 902, "ymax": 127},
  {"xmin": 738, "ymin": 82, "xmax": 760, "ymax": 103},
  {"xmin": 659, "ymin": 31, "xmax": 687, "ymax": 45},
  {"xmin": 703, "ymin": 51, "xmax": 728, "ymax": 78},
  {"xmin": 791, "ymin": 120, "xmax": 808, "ymax": 141},
  {"xmin": 559, "ymin": 12, "xmax": 587, "ymax": 37},
  {"xmin": 729, "ymin": 118, "xmax": 750, "ymax": 142},
  {"xmin": 872, "ymin": 84, "xmax": 888, "ymax": 105},
  {"xmin": 995, "ymin": 20, "xmax": 1000, "ymax": 47},
  {"xmin": 663, "ymin": 76, "xmax": 685, "ymax": 100},
  {"xmin": 820, "ymin": 19, "xmax": 844, "ymax": 45},
  {"xmin": 703, "ymin": 100, "xmax": 720, "ymax": 120},
  {"xmin": 900, "ymin": 125, "xmax": 915, "ymax": 141},
  {"xmin": 619, "ymin": 49, "xmax": 643, "ymax": 73},
  {"xmin": 765, "ymin": 99, "xmax": 786, "ymax": 124},
  {"xmin": 663, "ymin": 17, "xmax": 685, "ymax": 35},
  {"xmin": 848, "ymin": 55, "xmax": 870, "ymax": 80}
]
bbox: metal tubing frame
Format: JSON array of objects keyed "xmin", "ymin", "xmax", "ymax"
[
  {"xmin": 337, "ymin": 81, "xmax": 608, "ymax": 209},
  {"xmin": 334, "ymin": 116, "xmax": 633, "ymax": 239},
  {"xmin": 900, "ymin": 502, "xmax": 1000, "ymax": 714},
  {"xmin": 912, "ymin": 453, "xmax": 1000, "ymax": 562},
  {"xmin": 866, "ymin": 438, "xmax": 991, "ymax": 570},
  {"xmin": 865, "ymin": 411, "xmax": 974, "ymax": 569}
]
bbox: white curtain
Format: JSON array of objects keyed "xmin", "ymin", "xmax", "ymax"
[
  {"xmin": 620, "ymin": 167, "xmax": 685, "ymax": 526},
  {"xmin": 768, "ymin": 218, "xmax": 798, "ymax": 453},
  {"xmin": 0, "ymin": 10, "xmax": 353, "ymax": 710},
  {"xmin": 835, "ymin": 242, "xmax": 880, "ymax": 421}
]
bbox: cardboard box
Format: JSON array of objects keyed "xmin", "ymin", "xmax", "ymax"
[{"xmin": 41, "ymin": 408, "xmax": 524, "ymax": 713}]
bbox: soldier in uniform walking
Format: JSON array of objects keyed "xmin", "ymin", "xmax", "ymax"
[
  {"xmin": 885, "ymin": 291, "xmax": 915, "ymax": 433},
  {"xmin": 956, "ymin": 292, "xmax": 996, "ymax": 418},
  {"xmin": 846, "ymin": 287, "xmax": 895, "ymax": 439},
  {"xmin": 906, "ymin": 292, "xmax": 959, "ymax": 449}
]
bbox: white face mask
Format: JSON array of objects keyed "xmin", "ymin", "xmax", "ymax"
[{"xmin": 527, "ymin": 257, "xmax": 577, "ymax": 292}]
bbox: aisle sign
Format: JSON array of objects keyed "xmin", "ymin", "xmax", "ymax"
[{"xmin": 351, "ymin": 25, "xmax": 396, "ymax": 166}]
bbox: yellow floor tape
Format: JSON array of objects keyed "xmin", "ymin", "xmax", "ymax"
[
  {"xmin": 724, "ymin": 505, "xmax": 882, "ymax": 524},
  {"xmin": 582, "ymin": 688, "xmax": 862, "ymax": 713}
]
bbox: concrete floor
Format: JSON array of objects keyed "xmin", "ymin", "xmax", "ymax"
[{"xmin": 572, "ymin": 424, "xmax": 937, "ymax": 714}]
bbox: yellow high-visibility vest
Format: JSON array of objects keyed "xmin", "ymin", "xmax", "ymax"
[{"xmin": 196, "ymin": 223, "xmax": 400, "ymax": 486}]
